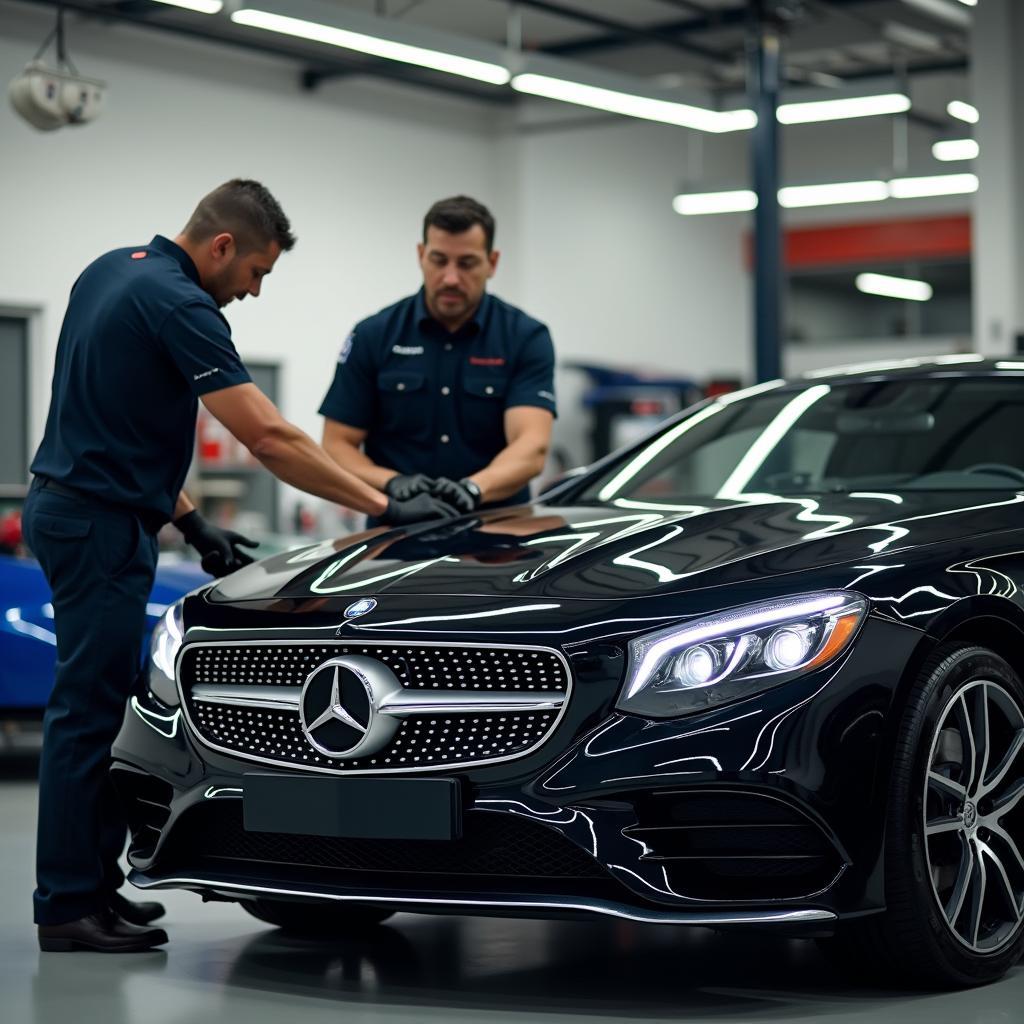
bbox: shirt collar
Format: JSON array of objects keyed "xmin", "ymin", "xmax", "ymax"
[
  {"xmin": 149, "ymin": 235, "xmax": 202, "ymax": 288},
  {"xmin": 415, "ymin": 287, "xmax": 490, "ymax": 340}
]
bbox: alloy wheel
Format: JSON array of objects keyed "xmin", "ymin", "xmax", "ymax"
[{"xmin": 924, "ymin": 678, "xmax": 1024, "ymax": 953}]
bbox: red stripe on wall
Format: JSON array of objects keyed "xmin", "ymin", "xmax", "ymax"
[{"xmin": 744, "ymin": 215, "xmax": 971, "ymax": 269}]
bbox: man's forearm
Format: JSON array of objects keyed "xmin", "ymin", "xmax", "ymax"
[
  {"xmin": 322, "ymin": 436, "xmax": 397, "ymax": 492},
  {"xmin": 252, "ymin": 425, "xmax": 388, "ymax": 516},
  {"xmin": 469, "ymin": 435, "xmax": 549, "ymax": 503},
  {"xmin": 173, "ymin": 491, "xmax": 196, "ymax": 521}
]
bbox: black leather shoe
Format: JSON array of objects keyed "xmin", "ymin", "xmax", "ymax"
[
  {"xmin": 38, "ymin": 910, "xmax": 168, "ymax": 953},
  {"xmin": 110, "ymin": 891, "xmax": 166, "ymax": 926}
]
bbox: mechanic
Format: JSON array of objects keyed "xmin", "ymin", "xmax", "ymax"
[
  {"xmin": 25, "ymin": 180, "xmax": 456, "ymax": 955},
  {"xmin": 319, "ymin": 195, "xmax": 557, "ymax": 522}
]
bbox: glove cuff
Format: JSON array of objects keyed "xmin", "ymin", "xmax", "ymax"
[
  {"xmin": 173, "ymin": 509, "xmax": 204, "ymax": 543},
  {"xmin": 459, "ymin": 478, "xmax": 483, "ymax": 508}
]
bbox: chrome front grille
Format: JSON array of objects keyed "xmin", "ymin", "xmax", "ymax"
[{"xmin": 178, "ymin": 640, "xmax": 571, "ymax": 774}]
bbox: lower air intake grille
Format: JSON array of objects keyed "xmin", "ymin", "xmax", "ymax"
[
  {"xmin": 624, "ymin": 790, "xmax": 846, "ymax": 901},
  {"xmin": 161, "ymin": 803, "xmax": 610, "ymax": 881}
]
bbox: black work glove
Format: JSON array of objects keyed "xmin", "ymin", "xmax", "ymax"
[
  {"xmin": 382, "ymin": 493, "xmax": 459, "ymax": 526},
  {"xmin": 174, "ymin": 509, "xmax": 259, "ymax": 578},
  {"xmin": 384, "ymin": 473, "xmax": 436, "ymax": 502},
  {"xmin": 432, "ymin": 476, "xmax": 482, "ymax": 514}
]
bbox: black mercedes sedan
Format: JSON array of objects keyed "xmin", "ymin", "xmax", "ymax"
[{"xmin": 114, "ymin": 357, "xmax": 1024, "ymax": 988}]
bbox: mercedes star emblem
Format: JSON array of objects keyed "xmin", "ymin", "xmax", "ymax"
[{"xmin": 299, "ymin": 655, "xmax": 402, "ymax": 759}]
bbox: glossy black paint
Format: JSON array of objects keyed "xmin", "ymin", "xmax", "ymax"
[{"xmin": 112, "ymin": 364, "xmax": 1024, "ymax": 928}]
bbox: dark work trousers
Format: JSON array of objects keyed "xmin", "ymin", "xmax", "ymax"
[{"xmin": 23, "ymin": 481, "xmax": 159, "ymax": 926}]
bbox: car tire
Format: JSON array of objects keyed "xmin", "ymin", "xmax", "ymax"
[
  {"xmin": 819, "ymin": 644, "xmax": 1024, "ymax": 988},
  {"xmin": 242, "ymin": 898, "xmax": 395, "ymax": 935}
]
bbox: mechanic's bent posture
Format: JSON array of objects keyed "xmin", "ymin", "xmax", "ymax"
[
  {"xmin": 320, "ymin": 195, "xmax": 557, "ymax": 523},
  {"xmin": 26, "ymin": 180, "xmax": 455, "ymax": 954}
]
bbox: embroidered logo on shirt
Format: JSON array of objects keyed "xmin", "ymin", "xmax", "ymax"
[
  {"xmin": 194, "ymin": 368, "xmax": 221, "ymax": 381},
  {"xmin": 538, "ymin": 390, "xmax": 556, "ymax": 402},
  {"xmin": 469, "ymin": 356, "xmax": 505, "ymax": 366},
  {"xmin": 130, "ymin": 251, "xmax": 147, "ymax": 260},
  {"xmin": 338, "ymin": 332, "xmax": 354, "ymax": 364},
  {"xmin": 392, "ymin": 345, "xmax": 424, "ymax": 356}
]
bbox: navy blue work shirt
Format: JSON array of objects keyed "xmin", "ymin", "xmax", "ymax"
[
  {"xmin": 318, "ymin": 289, "xmax": 556, "ymax": 506},
  {"xmin": 31, "ymin": 235, "xmax": 252, "ymax": 524}
]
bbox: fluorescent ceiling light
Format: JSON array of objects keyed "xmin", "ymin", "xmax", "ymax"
[
  {"xmin": 777, "ymin": 93, "xmax": 910, "ymax": 124},
  {"xmin": 948, "ymin": 100, "xmax": 979, "ymax": 123},
  {"xmin": 510, "ymin": 73, "xmax": 755, "ymax": 133},
  {"xmin": 889, "ymin": 172, "xmax": 978, "ymax": 197},
  {"xmin": 957, "ymin": 0, "xmax": 977, "ymax": 6},
  {"xmin": 779, "ymin": 180, "xmax": 888, "ymax": 208},
  {"xmin": 856, "ymin": 272, "xmax": 933, "ymax": 302},
  {"xmin": 900, "ymin": 0, "xmax": 971, "ymax": 28},
  {"xmin": 932, "ymin": 138, "xmax": 979, "ymax": 161},
  {"xmin": 151, "ymin": 0, "xmax": 223, "ymax": 11},
  {"xmin": 672, "ymin": 190, "xmax": 757, "ymax": 215},
  {"xmin": 231, "ymin": 9, "xmax": 511, "ymax": 84}
]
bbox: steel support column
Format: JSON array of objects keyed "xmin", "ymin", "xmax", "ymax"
[{"xmin": 748, "ymin": 3, "xmax": 783, "ymax": 382}]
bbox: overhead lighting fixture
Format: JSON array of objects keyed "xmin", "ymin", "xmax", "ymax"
[
  {"xmin": 672, "ymin": 190, "xmax": 757, "ymax": 215},
  {"xmin": 932, "ymin": 138, "xmax": 979, "ymax": 161},
  {"xmin": 151, "ymin": 0, "xmax": 223, "ymax": 10},
  {"xmin": 899, "ymin": 0, "xmax": 971, "ymax": 28},
  {"xmin": 231, "ymin": 9, "xmax": 511, "ymax": 85},
  {"xmin": 510, "ymin": 73, "xmax": 756, "ymax": 133},
  {"xmin": 856, "ymin": 273, "xmax": 933, "ymax": 302},
  {"xmin": 673, "ymin": 172, "xmax": 979, "ymax": 215},
  {"xmin": 948, "ymin": 100, "xmax": 979, "ymax": 124},
  {"xmin": 777, "ymin": 93, "xmax": 910, "ymax": 125},
  {"xmin": 956, "ymin": 0, "xmax": 977, "ymax": 6},
  {"xmin": 779, "ymin": 180, "xmax": 888, "ymax": 208},
  {"xmin": 889, "ymin": 172, "xmax": 978, "ymax": 197}
]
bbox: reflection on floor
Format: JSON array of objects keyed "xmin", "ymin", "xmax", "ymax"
[{"xmin": 1, "ymin": 769, "xmax": 1022, "ymax": 1024}]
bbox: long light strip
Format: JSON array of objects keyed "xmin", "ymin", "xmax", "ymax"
[
  {"xmin": 777, "ymin": 92, "xmax": 910, "ymax": 125},
  {"xmin": 510, "ymin": 73, "xmax": 756, "ymax": 133},
  {"xmin": 672, "ymin": 190, "xmax": 757, "ymax": 215},
  {"xmin": 948, "ymin": 100, "xmax": 979, "ymax": 124},
  {"xmin": 932, "ymin": 138, "xmax": 979, "ymax": 161},
  {"xmin": 673, "ymin": 172, "xmax": 979, "ymax": 215},
  {"xmin": 151, "ymin": 0, "xmax": 223, "ymax": 11},
  {"xmin": 856, "ymin": 273, "xmax": 933, "ymax": 302},
  {"xmin": 231, "ymin": 9, "xmax": 511, "ymax": 84},
  {"xmin": 779, "ymin": 180, "xmax": 888, "ymax": 208},
  {"xmin": 889, "ymin": 172, "xmax": 978, "ymax": 198}
]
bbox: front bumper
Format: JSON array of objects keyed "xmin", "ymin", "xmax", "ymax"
[{"xmin": 111, "ymin": 614, "xmax": 918, "ymax": 929}]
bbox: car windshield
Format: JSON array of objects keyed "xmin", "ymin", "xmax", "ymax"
[{"xmin": 576, "ymin": 375, "xmax": 1024, "ymax": 506}]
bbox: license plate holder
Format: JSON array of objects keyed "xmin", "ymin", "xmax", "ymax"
[{"xmin": 242, "ymin": 774, "xmax": 462, "ymax": 840}]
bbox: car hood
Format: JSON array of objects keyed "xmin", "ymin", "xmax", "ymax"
[{"xmin": 207, "ymin": 490, "xmax": 1024, "ymax": 605}]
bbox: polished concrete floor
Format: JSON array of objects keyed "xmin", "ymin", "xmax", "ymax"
[{"xmin": 2, "ymin": 759, "xmax": 1023, "ymax": 1024}]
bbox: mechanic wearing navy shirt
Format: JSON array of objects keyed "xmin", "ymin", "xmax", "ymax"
[
  {"xmin": 320, "ymin": 196, "xmax": 556, "ymax": 519},
  {"xmin": 25, "ymin": 181, "xmax": 452, "ymax": 956}
]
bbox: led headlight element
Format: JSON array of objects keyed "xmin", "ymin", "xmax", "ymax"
[
  {"xmin": 148, "ymin": 599, "xmax": 185, "ymax": 707},
  {"xmin": 617, "ymin": 592, "xmax": 868, "ymax": 718}
]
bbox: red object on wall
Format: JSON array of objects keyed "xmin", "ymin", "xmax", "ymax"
[{"xmin": 744, "ymin": 214, "xmax": 971, "ymax": 269}]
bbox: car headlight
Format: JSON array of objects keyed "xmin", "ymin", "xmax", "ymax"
[
  {"xmin": 616, "ymin": 591, "xmax": 868, "ymax": 718},
  {"xmin": 148, "ymin": 599, "xmax": 185, "ymax": 707}
]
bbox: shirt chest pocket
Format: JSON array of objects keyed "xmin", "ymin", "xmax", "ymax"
[
  {"xmin": 459, "ymin": 375, "xmax": 509, "ymax": 446},
  {"xmin": 377, "ymin": 370, "xmax": 428, "ymax": 437}
]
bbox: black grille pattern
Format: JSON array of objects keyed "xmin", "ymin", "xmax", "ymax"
[
  {"xmin": 624, "ymin": 790, "xmax": 845, "ymax": 901},
  {"xmin": 182, "ymin": 642, "xmax": 567, "ymax": 692},
  {"xmin": 190, "ymin": 702, "xmax": 556, "ymax": 770},
  {"xmin": 180, "ymin": 641, "xmax": 569, "ymax": 773},
  {"xmin": 162, "ymin": 804, "xmax": 610, "ymax": 881}
]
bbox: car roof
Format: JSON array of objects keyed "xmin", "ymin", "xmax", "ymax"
[{"xmin": 793, "ymin": 355, "xmax": 1022, "ymax": 385}]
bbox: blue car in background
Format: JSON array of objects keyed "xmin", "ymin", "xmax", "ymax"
[{"xmin": 0, "ymin": 553, "xmax": 208, "ymax": 714}]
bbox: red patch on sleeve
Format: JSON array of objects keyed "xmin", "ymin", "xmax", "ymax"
[
  {"xmin": 469, "ymin": 356, "xmax": 505, "ymax": 366},
  {"xmin": 131, "ymin": 251, "xmax": 147, "ymax": 260}
]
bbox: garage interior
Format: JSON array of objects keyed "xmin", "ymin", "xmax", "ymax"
[{"xmin": 2, "ymin": 0, "xmax": 1024, "ymax": 1020}]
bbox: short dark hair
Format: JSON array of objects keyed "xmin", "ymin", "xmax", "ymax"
[
  {"xmin": 423, "ymin": 195, "xmax": 495, "ymax": 252},
  {"xmin": 183, "ymin": 179, "xmax": 296, "ymax": 253}
]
